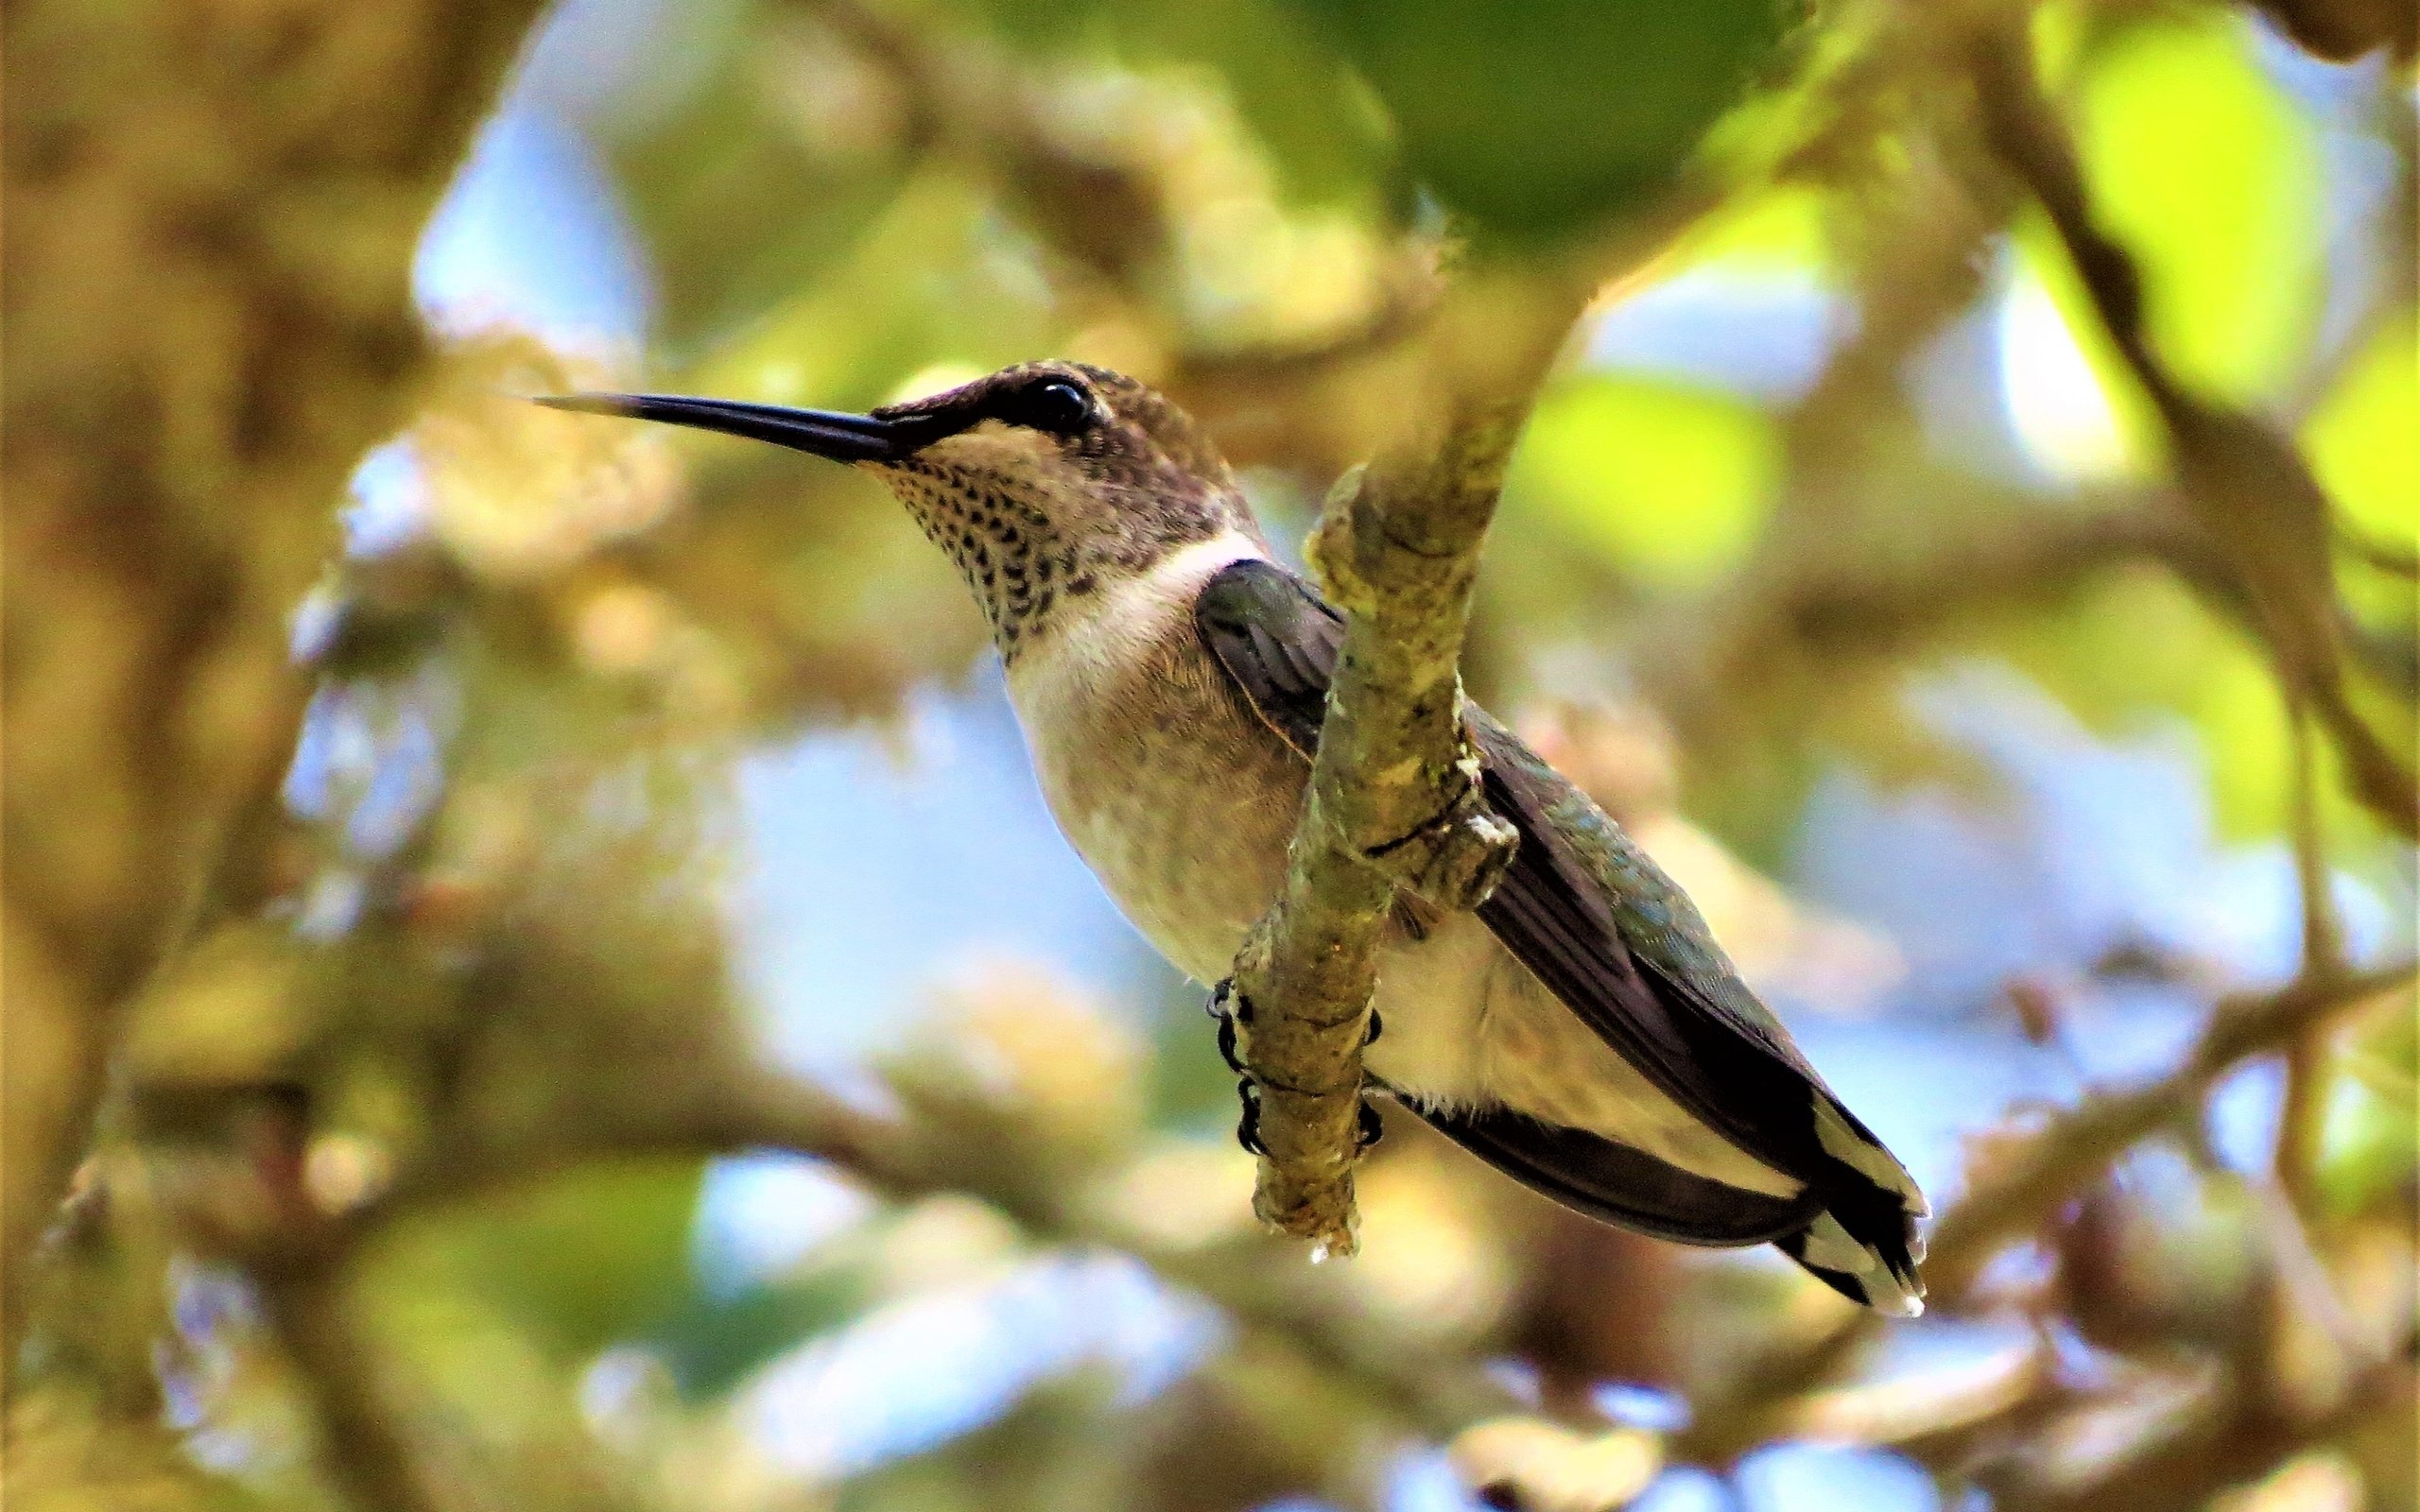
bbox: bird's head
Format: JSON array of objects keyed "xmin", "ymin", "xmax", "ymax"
[{"xmin": 541, "ymin": 362, "xmax": 1257, "ymax": 660}]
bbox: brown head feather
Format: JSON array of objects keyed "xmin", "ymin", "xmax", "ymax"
[{"xmin": 867, "ymin": 362, "xmax": 1261, "ymax": 661}]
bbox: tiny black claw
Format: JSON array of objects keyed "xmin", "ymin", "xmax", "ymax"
[
  {"xmin": 1216, "ymin": 1012, "xmax": 1245, "ymax": 1074},
  {"xmin": 1363, "ymin": 1009, "xmax": 1383, "ymax": 1045},
  {"xmin": 1206, "ymin": 978, "xmax": 1253, "ymax": 1024},
  {"xmin": 1357, "ymin": 1097, "xmax": 1386, "ymax": 1150},
  {"xmin": 1235, "ymin": 1078, "xmax": 1265, "ymax": 1156}
]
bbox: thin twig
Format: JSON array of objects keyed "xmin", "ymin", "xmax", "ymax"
[
  {"xmin": 2276, "ymin": 706, "xmax": 2343, "ymax": 1215},
  {"xmin": 2333, "ymin": 521, "xmax": 2420, "ymax": 580}
]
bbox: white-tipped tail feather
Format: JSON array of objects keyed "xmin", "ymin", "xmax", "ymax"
[{"xmin": 1781, "ymin": 1207, "xmax": 1927, "ymax": 1315}]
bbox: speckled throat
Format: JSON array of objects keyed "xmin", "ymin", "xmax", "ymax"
[{"xmin": 879, "ymin": 451, "xmax": 1233, "ymax": 662}]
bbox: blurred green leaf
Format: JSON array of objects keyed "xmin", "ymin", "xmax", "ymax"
[
  {"xmin": 1502, "ymin": 374, "xmax": 1779, "ymax": 587},
  {"xmin": 689, "ymin": 172, "xmax": 1058, "ymax": 409},
  {"xmin": 439, "ymin": 1160, "xmax": 705, "ymax": 1362},
  {"xmin": 2071, "ymin": 11, "xmax": 2325, "ymax": 403},
  {"xmin": 1118, "ymin": 0, "xmax": 1392, "ymax": 204},
  {"xmin": 1670, "ymin": 181, "xmax": 1828, "ymax": 273},
  {"xmin": 653, "ymin": 1267, "xmax": 870, "ymax": 1400},
  {"xmin": 2317, "ymin": 1007, "xmax": 2417, "ymax": 1219},
  {"xmin": 2305, "ymin": 313, "xmax": 2419, "ymax": 545},
  {"xmin": 1291, "ymin": 0, "xmax": 1794, "ymax": 242},
  {"xmin": 585, "ymin": 0, "xmax": 916, "ymax": 352},
  {"xmin": 985, "ymin": 0, "xmax": 1393, "ymax": 203}
]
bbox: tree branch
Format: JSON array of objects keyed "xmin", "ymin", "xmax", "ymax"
[
  {"xmin": 1924, "ymin": 959, "xmax": 2414, "ymax": 1297},
  {"xmin": 1221, "ymin": 268, "xmax": 1595, "ymax": 1254},
  {"xmin": 373, "ymin": 1063, "xmax": 1516, "ymax": 1439},
  {"xmin": 255, "ymin": 1256, "xmax": 447, "ymax": 1512},
  {"xmin": 1639, "ymin": 498, "xmax": 2201, "ymax": 747}
]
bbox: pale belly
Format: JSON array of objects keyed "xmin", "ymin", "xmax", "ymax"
[{"xmin": 1003, "ymin": 538, "xmax": 1794, "ymax": 1195}]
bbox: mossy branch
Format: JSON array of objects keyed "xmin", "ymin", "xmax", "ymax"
[{"xmin": 1221, "ymin": 269, "xmax": 1592, "ymax": 1255}]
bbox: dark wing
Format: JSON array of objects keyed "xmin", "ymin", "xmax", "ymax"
[
  {"xmin": 1470, "ymin": 723, "xmax": 1922, "ymax": 1257},
  {"xmin": 1194, "ymin": 558, "xmax": 1923, "ymax": 1263},
  {"xmin": 1194, "ymin": 557, "xmax": 1340, "ymax": 757}
]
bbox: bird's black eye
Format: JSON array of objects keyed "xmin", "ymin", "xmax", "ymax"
[{"xmin": 1001, "ymin": 378, "xmax": 1096, "ymax": 437}]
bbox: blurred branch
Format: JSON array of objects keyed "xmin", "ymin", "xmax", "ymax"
[
  {"xmin": 2286, "ymin": 711, "xmax": 2346, "ymax": 985},
  {"xmin": 2333, "ymin": 521, "xmax": 2420, "ymax": 580},
  {"xmin": 1925, "ymin": 959, "xmax": 2414, "ymax": 1297},
  {"xmin": 1, "ymin": 0, "xmax": 549, "ymax": 1378},
  {"xmin": 1993, "ymin": 1356, "xmax": 2413, "ymax": 1512},
  {"xmin": 255, "ymin": 1258, "xmax": 447, "ymax": 1512},
  {"xmin": 1160, "ymin": 266, "xmax": 1453, "ymax": 475},
  {"xmin": 1677, "ymin": 957, "xmax": 2416, "ymax": 1465},
  {"xmin": 0, "ymin": 1155, "xmax": 231, "ymax": 1507},
  {"xmin": 2276, "ymin": 711, "xmax": 2342, "ymax": 1217},
  {"xmin": 377, "ymin": 1063, "xmax": 1514, "ymax": 1439},
  {"xmin": 1644, "ymin": 500, "xmax": 2198, "ymax": 742},
  {"xmin": 1857, "ymin": 1172, "xmax": 2413, "ymax": 1512},
  {"xmin": 403, "ymin": 1065, "xmax": 927, "ymax": 1214},
  {"xmin": 2245, "ymin": 1180, "xmax": 2376, "ymax": 1378},
  {"xmin": 1168, "ymin": 270, "xmax": 1443, "ymax": 394},
  {"xmin": 2249, "ymin": 0, "xmax": 2417, "ymax": 64},
  {"xmin": 1967, "ymin": 21, "xmax": 2419, "ymax": 840}
]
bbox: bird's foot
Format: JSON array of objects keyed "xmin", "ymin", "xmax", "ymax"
[
  {"xmin": 1211, "ymin": 980, "xmax": 1268, "ymax": 1154},
  {"xmin": 1206, "ymin": 977, "xmax": 1252, "ymax": 1024},
  {"xmin": 1207, "ymin": 978, "xmax": 1252, "ymax": 1073},
  {"xmin": 1212, "ymin": 981, "xmax": 1380, "ymax": 1155},
  {"xmin": 1234, "ymin": 1086, "xmax": 1376, "ymax": 1154},
  {"xmin": 1233, "ymin": 1083, "xmax": 1382, "ymax": 1157},
  {"xmin": 1234, "ymin": 1077, "xmax": 1265, "ymax": 1156}
]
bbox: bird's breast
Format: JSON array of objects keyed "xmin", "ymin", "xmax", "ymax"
[{"xmin": 1005, "ymin": 534, "xmax": 1305, "ymax": 981}]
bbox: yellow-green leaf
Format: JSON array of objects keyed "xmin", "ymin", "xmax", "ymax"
[
  {"xmin": 2073, "ymin": 13, "xmax": 2325, "ymax": 404},
  {"xmin": 1504, "ymin": 376, "xmax": 1779, "ymax": 589},
  {"xmin": 2304, "ymin": 314, "xmax": 2419, "ymax": 545}
]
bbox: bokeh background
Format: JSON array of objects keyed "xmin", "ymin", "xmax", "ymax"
[{"xmin": 6, "ymin": 1, "xmax": 2415, "ymax": 1510}]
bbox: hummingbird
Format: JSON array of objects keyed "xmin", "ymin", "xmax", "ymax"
[{"xmin": 542, "ymin": 362, "xmax": 1928, "ymax": 1314}]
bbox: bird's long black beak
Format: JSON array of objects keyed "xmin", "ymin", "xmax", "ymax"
[{"xmin": 534, "ymin": 392, "xmax": 921, "ymax": 463}]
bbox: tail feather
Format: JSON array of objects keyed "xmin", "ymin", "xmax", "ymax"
[
  {"xmin": 1769, "ymin": 1093, "xmax": 1927, "ymax": 1314},
  {"xmin": 1410, "ymin": 1101, "xmax": 1825, "ymax": 1247},
  {"xmin": 1414, "ymin": 1095, "xmax": 1929, "ymax": 1314},
  {"xmin": 1779, "ymin": 1199, "xmax": 1926, "ymax": 1316}
]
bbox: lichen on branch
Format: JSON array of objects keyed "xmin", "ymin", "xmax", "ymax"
[{"xmin": 1223, "ymin": 267, "xmax": 1593, "ymax": 1254}]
